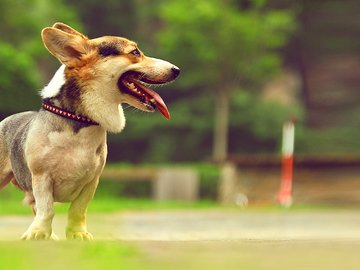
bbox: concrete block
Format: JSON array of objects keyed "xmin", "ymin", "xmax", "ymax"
[{"xmin": 153, "ymin": 168, "xmax": 199, "ymax": 201}]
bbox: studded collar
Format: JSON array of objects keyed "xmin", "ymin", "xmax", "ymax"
[{"xmin": 42, "ymin": 102, "xmax": 99, "ymax": 126}]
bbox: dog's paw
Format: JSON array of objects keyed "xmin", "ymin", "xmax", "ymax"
[
  {"xmin": 21, "ymin": 228, "xmax": 52, "ymax": 241},
  {"xmin": 51, "ymin": 232, "xmax": 59, "ymax": 241},
  {"xmin": 66, "ymin": 230, "xmax": 93, "ymax": 241}
]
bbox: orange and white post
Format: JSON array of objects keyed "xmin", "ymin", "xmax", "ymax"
[{"xmin": 277, "ymin": 121, "xmax": 295, "ymax": 207}]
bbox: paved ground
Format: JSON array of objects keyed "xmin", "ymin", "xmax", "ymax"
[{"xmin": 1, "ymin": 209, "xmax": 360, "ymax": 241}]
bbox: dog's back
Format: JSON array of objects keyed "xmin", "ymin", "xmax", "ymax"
[{"xmin": 0, "ymin": 111, "xmax": 37, "ymax": 190}]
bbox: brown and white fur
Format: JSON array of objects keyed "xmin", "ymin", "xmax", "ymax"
[{"xmin": 0, "ymin": 23, "xmax": 179, "ymax": 240}]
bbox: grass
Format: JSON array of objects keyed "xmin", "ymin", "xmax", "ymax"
[
  {"xmin": 0, "ymin": 240, "xmax": 359, "ymax": 270},
  {"xmin": 0, "ymin": 185, "xmax": 218, "ymax": 215},
  {"xmin": 0, "ymin": 241, "xmax": 139, "ymax": 270}
]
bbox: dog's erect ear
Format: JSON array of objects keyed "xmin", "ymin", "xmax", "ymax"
[
  {"xmin": 42, "ymin": 27, "xmax": 90, "ymax": 67},
  {"xmin": 52, "ymin": 22, "xmax": 88, "ymax": 40}
]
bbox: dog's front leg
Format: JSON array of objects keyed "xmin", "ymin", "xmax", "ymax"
[
  {"xmin": 21, "ymin": 174, "xmax": 54, "ymax": 240},
  {"xmin": 66, "ymin": 178, "xmax": 99, "ymax": 240}
]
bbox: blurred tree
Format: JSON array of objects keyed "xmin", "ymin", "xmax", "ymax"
[
  {"xmin": 0, "ymin": 42, "xmax": 40, "ymax": 112},
  {"xmin": 0, "ymin": 0, "xmax": 80, "ymax": 58},
  {"xmin": 0, "ymin": 0, "xmax": 81, "ymax": 114},
  {"xmin": 66, "ymin": 0, "xmax": 137, "ymax": 38},
  {"xmin": 67, "ymin": 0, "xmax": 298, "ymax": 162},
  {"xmin": 156, "ymin": 0, "xmax": 296, "ymax": 161}
]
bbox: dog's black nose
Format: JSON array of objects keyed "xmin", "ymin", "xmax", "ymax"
[{"xmin": 171, "ymin": 66, "xmax": 180, "ymax": 78}]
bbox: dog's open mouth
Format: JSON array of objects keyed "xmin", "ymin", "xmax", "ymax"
[{"xmin": 118, "ymin": 71, "xmax": 170, "ymax": 120}]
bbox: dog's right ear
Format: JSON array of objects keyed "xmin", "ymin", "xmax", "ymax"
[{"xmin": 42, "ymin": 27, "xmax": 90, "ymax": 67}]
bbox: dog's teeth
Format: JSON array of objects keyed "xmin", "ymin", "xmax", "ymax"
[
  {"xmin": 127, "ymin": 82, "xmax": 137, "ymax": 90},
  {"xmin": 150, "ymin": 98, "xmax": 156, "ymax": 103}
]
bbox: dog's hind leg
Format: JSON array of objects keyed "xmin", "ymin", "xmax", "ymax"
[
  {"xmin": 23, "ymin": 191, "xmax": 36, "ymax": 215},
  {"xmin": 66, "ymin": 178, "xmax": 99, "ymax": 240},
  {"xmin": 0, "ymin": 170, "xmax": 13, "ymax": 190}
]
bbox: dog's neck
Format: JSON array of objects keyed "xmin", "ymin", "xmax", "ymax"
[{"xmin": 40, "ymin": 65, "xmax": 126, "ymax": 133}]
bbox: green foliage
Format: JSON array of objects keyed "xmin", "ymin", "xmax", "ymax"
[
  {"xmin": 195, "ymin": 163, "xmax": 221, "ymax": 199},
  {"xmin": 296, "ymin": 128, "xmax": 360, "ymax": 155},
  {"xmin": 226, "ymin": 89, "xmax": 304, "ymax": 154},
  {"xmin": 0, "ymin": 0, "xmax": 80, "ymax": 57},
  {"xmin": 0, "ymin": 0, "xmax": 81, "ymax": 114},
  {"xmin": 66, "ymin": 0, "xmax": 137, "ymax": 38},
  {"xmin": 0, "ymin": 42, "xmax": 40, "ymax": 111},
  {"xmin": 157, "ymin": 0, "xmax": 296, "ymax": 87},
  {"xmin": 229, "ymin": 89, "xmax": 303, "ymax": 152}
]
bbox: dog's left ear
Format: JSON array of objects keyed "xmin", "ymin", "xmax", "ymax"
[
  {"xmin": 52, "ymin": 22, "xmax": 88, "ymax": 40},
  {"xmin": 42, "ymin": 27, "xmax": 90, "ymax": 67}
]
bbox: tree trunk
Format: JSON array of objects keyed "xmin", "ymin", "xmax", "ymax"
[{"xmin": 212, "ymin": 87, "xmax": 230, "ymax": 162}]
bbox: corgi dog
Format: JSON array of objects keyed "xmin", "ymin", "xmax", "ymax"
[{"xmin": 0, "ymin": 23, "xmax": 180, "ymax": 240}]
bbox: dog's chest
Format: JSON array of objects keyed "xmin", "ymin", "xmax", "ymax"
[
  {"xmin": 27, "ymin": 126, "xmax": 107, "ymax": 202},
  {"xmin": 50, "ymin": 135, "xmax": 102, "ymax": 175}
]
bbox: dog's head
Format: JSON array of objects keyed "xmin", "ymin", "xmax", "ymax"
[{"xmin": 41, "ymin": 23, "xmax": 179, "ymax": 131}]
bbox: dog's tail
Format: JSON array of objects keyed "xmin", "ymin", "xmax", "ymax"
[{"xmin": 0, "ymin": 121, "xmax": 13, "ymax": 190}]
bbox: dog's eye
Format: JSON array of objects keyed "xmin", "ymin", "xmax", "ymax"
[{"xmin": 130, "ymin": 49, "xmax": 141, "ymax": 57}]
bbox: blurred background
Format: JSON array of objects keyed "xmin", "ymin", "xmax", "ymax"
[{"xmin": 0, "ymin": 0, "xmax": 359, "ymax": 206}]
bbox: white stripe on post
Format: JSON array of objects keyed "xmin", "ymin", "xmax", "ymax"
[{"xmin": 282, "ymin": 121, "xmax": 295, "ymax": 157}]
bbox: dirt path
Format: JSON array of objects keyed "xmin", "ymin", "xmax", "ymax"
[{"xmin": 1, "ymin": 209, "xmax": 360, "ymax": 241}]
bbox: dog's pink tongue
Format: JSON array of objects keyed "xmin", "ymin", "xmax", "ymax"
[{"xmin": 142, "ymin": 87, "xmax": 170, "ymax": 120}]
